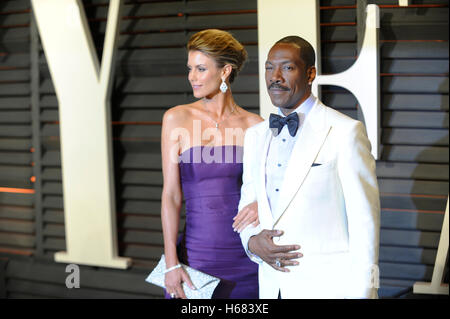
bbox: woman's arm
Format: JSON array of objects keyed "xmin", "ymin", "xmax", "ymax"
[
  {"xmin": 160, "ymin": 107, "xmax": 195, "ymax": 298},
  {"xmin": 160, "ymin": 108, "xmax": 183, "ymax": 268}
]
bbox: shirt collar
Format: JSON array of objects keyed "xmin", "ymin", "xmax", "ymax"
[{"xmin": 277, "ymin": 94, "xmax": 316, "ymax": 123}]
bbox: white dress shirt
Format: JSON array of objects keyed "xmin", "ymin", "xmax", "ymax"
[
  {"xmin": 265, "ymin": 94, "xmax": 315, "ymax": 215},
  {"xmin": 241, "ymin": 94, "xmax": 316, "ymax": 262}
]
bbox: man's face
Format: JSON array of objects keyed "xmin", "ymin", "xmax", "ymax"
[{"xmin": 265, "ymin": 43, "xmax": 315, "ymax": 114}]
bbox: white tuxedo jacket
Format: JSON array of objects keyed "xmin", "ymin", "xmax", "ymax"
[{"xmin": 239, "ymin": 99, "xmax": 380, "ymax": 299}]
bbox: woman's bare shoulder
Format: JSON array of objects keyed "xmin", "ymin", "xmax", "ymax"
[{"xmin": 163, "ymin": 102, "xmax": 198, "ymax": 125}]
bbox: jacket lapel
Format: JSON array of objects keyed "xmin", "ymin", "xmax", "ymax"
[{"xmin": 272, "ymin": 102, "xmax": 331, "ymax": 227}]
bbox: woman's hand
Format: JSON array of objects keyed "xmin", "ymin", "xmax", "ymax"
[
  {"xmin": 165, "ymin": 267, "xmax": 196, "ymax": 299},
  {"xmin": 232, "ymin": 201, "xmax": 259, "ymax": 233}
]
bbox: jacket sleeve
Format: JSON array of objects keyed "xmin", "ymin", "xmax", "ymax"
[
  {"xmin": 239, "ymin": 127, "xmax": 263, "ymax": 265},
  {"xmin": 337, "ymin": 121, "xmax": 380, "ymax": 299}
]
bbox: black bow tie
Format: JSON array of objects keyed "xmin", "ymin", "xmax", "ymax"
[{"xmin": 269, "ymin": 112, "xmax": 299, "ymax": 137}]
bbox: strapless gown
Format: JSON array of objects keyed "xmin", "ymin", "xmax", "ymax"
[{"xmin": 166, "ymin": 145, "xmax": 259, "ymax": 299}]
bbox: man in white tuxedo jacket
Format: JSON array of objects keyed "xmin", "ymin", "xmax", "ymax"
[{"xmin": 239, "ymin": 36, "xmax": 380, "ymax": 299}]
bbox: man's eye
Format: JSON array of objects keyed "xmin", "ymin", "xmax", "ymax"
[
  {"xmin": 284, "ymin": 66, "xmax": 293, "ymax": 70},
  {"xmin": 265, "ymin": 66, "xmax": 273, "ymax": 70}
]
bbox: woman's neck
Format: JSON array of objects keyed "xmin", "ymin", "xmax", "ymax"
[{"xmin": 202, "ymin": 90, "xmax": 235, "ymax": 118}]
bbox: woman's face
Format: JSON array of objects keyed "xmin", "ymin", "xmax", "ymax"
[{"xmin": 187, "ymin": 50, "xmax": 223, "ymax": 99}]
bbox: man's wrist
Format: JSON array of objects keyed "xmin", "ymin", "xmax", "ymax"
[{"xmin": 248, "ymin": 235, "xmax": 257, "ymax": 256}]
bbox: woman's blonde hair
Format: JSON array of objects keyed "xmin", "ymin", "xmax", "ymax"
[{"xmin": 187, "ymin": 29, "xmax": 248, "ymax": 83}]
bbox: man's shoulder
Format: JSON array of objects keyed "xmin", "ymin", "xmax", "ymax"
[
  {"xmin": 246, "ymin": 118, "xmax": 269, "ymax": 135},
  {"xmin": 318, "ymin": 100, "xmax": 362, "ymax": 131}
]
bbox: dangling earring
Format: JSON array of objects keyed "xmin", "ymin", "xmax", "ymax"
[{"xmin": 220, "ymin": 79, "xmax": 228, "ymax": 93}]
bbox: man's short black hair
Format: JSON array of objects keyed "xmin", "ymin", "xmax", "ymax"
[{"xmin": 275, "ymin": 36, "xmax": 316, "ymax": 69}]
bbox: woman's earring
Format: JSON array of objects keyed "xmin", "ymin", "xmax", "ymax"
[{"xmin": 220, "ymin": 80, "xmax": 228, "ymax": 93}]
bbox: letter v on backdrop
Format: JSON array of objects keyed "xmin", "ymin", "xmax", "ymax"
[
  {"xmin": 31, "ymin": 0, "xmax": 130, "ymax": 268},
  {"xmin": 258, "ymin": 0, "xmax": 381, "ymax": 159}
]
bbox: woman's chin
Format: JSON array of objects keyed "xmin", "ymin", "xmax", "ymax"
[
  {"xmin": 192, "ymin": 91, "xmax": 204, "ymax": 99},
  {"xmin": 192, "ymin": 88, "xmax": 221, "ymax": 100}
]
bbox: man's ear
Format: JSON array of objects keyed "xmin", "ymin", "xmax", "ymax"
[
  {"xmin": 221, "ymin": 64, "xmax": 233, "ymax": 82},
  {"xmin": 307, "ymin": 66, "xmax": 316, "ymax": 85}
]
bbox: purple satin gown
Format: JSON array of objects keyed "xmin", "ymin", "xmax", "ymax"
[{"xmin": 166, "ymin": 145, "xmax": 259, "ymax": 299}]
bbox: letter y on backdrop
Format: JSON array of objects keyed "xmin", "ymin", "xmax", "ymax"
[{"xmin": 31, "ymin": 0, "xmax": 130, "ymax": 269}]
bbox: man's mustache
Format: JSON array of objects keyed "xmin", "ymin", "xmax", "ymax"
[{"xmin": 268, "ymin": 83, "xmax": 290, "ymax": 90}]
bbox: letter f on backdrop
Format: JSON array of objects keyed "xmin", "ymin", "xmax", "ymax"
[
  {"xmin": 258, "ymin": 0, "xmax": 381, "ymax": 159},
  {"xmin": 31, "ymin": 0, "xmax": 130, "ymax": 268}
]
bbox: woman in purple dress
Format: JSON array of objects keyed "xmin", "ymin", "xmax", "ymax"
[{"xmin": 160, "ymin": 29, "xmax": 263, "ymax": 299}]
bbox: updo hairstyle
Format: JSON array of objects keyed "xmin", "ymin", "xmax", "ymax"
[{"xmin": 187, "ymin": 29, "xmax": 248, "ymax": 83}]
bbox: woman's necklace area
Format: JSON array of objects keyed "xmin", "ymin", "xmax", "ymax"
[{"xmin": 203, "ymin": 103, "xmax": 236, "ymax": 129}]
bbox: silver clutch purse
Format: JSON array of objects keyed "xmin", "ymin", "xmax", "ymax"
[{"xmin": 145, "ymin": 254, "xmax": 220, "ymax": 299}]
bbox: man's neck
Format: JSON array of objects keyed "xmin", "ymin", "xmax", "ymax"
[{"xmin": 279, "ymin": 93, "xmax": 312, "ymax": 116}]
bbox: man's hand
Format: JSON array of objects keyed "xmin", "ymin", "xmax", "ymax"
[
  {"xmin": 248, "ymin": 229, "xmax": 302, "ymax": 272},
  {"xmin": 233, "ymin": 201, "xmax": 259, "ymax": 233}
]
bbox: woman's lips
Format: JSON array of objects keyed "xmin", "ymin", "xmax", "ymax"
[{"xmin": 192, "ymin": 84, "xmax": 202, "ymax": 90}]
